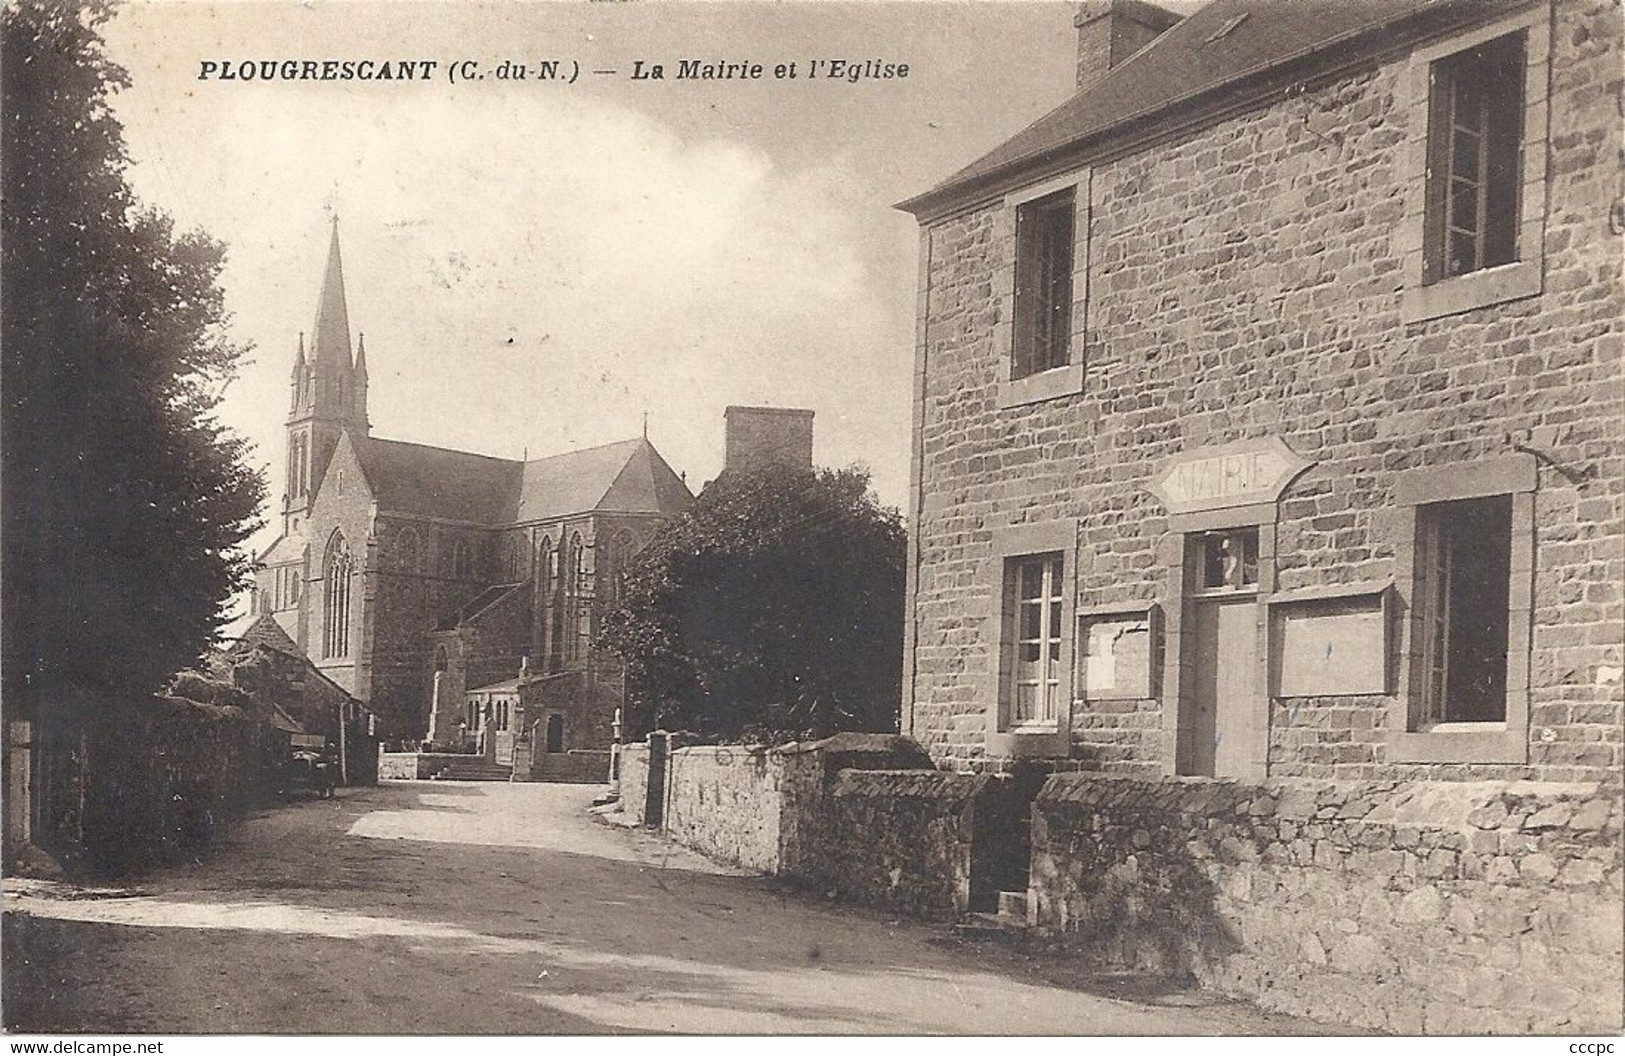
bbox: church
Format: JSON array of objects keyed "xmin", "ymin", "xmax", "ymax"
[{"xmin": 249, "ymin": 221, "xmax": 699, "ymax": 754}]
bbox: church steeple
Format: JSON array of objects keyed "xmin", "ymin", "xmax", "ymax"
[
  {"xmin": 283, "ymin": 217, "xmax": 370, "ymax": 533},
  {"xmin": 309, "ymin": 217, "xmax": 353, "ymax": 375}
]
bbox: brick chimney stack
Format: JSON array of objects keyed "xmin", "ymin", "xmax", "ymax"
[
  {"xmin": 723, "ymin": 406, "xmax": 815, "ymax": 475},
  {"xmin": 1074, "ymin": 0, "xmax": 1180, "ymax": 92}
]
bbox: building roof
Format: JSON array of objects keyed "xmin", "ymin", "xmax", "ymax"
[
  {"xmin": 257, "ymin": 531, "xmax": 307, "ymax": 566},
  {"xmin": 515, "ymin": 437, "xmax": 693, "ymax": 523},
  {"xmin": 435, "ymin": 582, "xmax": 525, "ymax": 632},
  {"xmin": 899, "ymin": 0, "xmax": 1466, "ymax": 217},
  {"xmin": 351, "ymin": 433, "xmax": 692, "ymax": 527},
  {"xmin": 466, "ymin": 677, "xmax": 521, "ymax": 695},
  {"xmin": 352, "ymin": 435, "xmax": 521, "ymax": 523},
  {"xmin": 228, "ymin": 612, "xmax": 302, "ymax": 655}
]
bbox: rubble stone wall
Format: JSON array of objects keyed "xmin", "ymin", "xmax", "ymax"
[{"xmin": 1030, "ymin": 774, "xmax": 1625, "ymax": 1034}]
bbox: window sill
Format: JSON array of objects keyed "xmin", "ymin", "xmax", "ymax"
[
  {"xmin": 1388, "ymin": 726, "xmax": 1526, "ymax": 764},
  {"xmin": 1401, "ymin": 260, "xmax": 1541, "ymax": 324},
  {"xmin": 998, "ymin": 360, "xmax": 1085, "ymax": 409},
  {"xmin": 986, "ymin": 726, "xmax": 1069, "ymax": 759}
]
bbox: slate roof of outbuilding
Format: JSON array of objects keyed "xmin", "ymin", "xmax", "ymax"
[
  {"xmin": 899, "ymin": 0, "xmax": 1464, "ymax": 216},
  {"xmin": 434, "ymin": 582, "xmax": 526, "ymax": 632}
]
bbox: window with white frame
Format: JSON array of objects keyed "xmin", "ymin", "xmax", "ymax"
[{"xmin": 1005, "ymin": 553, "xmax": 1065, "ymax": 725}]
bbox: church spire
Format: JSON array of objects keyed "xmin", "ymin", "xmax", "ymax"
[{"xmin": 309, "ymin": 216, "xmax": 353, "ymax": 372}]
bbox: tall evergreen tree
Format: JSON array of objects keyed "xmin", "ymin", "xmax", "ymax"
[
  {"xmin": 2, "ymin": 0, "xmax": 264, "ymax": 708},
  {"xmin": 599, "ymin": 464, "xmax": 905, "ymax": 742}
]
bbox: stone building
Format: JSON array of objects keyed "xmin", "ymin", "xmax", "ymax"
[
  {"xmin": 897, "ymin": 0, "xmax": 1621, "ymax": 786},
  {"xmin": 250, "ymin": 222, "xmax": 695, "ymax": 748},
  {"xmin": 886, "ymin": 0, "xmax": 1622, "ymax": 1028}
]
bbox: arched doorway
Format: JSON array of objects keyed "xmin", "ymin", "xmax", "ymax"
[{"xmin": 544, "ymin": 714, "xmax": 564, "ymax": 754}]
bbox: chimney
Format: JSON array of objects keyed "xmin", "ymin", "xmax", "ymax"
[
  {"xmin": 723, "ymin": 406, "xmax": 815, "ymax": 475},
  {"xmin": 1074, "ymin": 0, "xmax": 1179, "ymax": 92}
]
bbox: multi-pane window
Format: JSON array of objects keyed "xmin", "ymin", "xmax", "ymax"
[
  {"xmin": 1194, "ymin": 528, "xmax": 1259, "ymax": 593},
  {"xmin": 1007, "ymin": 554, "xmax": 1064, "ymax": 724},
  {"xmin": 1013, "ymin": 189, "xmax": 1075, "ymax": 379},
  {"xmin": 1415, "ymin": 495, "xmax": 1511, "ymax": 724},
  {"xmin": 1425, "ymin": 32, "xmax": 1525, "ymax": 283},
  {"xmin": 323, "ymin": 534, "xmax": 353, "ymax": 659}
]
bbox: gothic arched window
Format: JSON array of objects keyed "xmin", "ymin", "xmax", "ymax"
[
  {"xmin": 395, "ymin": 527, "xmax": 421, "ymax": 573},
  {"xmin": 453, "ymin": 540, "xmax": 474, "ymax": 579},
  {"xmin": 569, "ymin": 534, "xmax": 591, "ymax": 660},
  {"xmin": 607, "ymin": 529, "xmax": 639, "ymax": 605},
  {"xmin": 323, "ymin": 531, "xmax": 354, "ymax": 659}
]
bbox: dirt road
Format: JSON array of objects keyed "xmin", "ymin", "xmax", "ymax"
[{"xmin": 4, "ymin": 781, "xmax": 1331, "ymax": 1034}]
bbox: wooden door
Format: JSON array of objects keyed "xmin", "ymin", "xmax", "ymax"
[{"xmin": 1185, "ymin": 597, "xmax": 1257, "ymax": 777}]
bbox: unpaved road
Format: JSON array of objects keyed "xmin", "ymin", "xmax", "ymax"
[{"xmin": 4, "ymin": 781, "xmax": 1333, "ymax": 1034}]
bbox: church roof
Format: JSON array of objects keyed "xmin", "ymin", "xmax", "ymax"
[
  {"xmin": 513, "ymin": 437, "xmax": 693, "ymax": 523},
  {"xmin": 352, "ymin": 436, "xmax": 521, "ymax": 524},
  {"xmin": 899, "ymin": 0, "xmax": 1464, "ymax": 218},
  {"xmin": 345, "ymin": 430, "xmax": 691, "ymax": 527}
]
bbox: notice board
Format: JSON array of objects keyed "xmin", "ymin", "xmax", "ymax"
[{"xmin": 1271, "ymin": 591, "xmax": 1390, "ymax": 697}]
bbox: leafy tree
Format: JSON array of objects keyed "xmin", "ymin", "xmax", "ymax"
[
  {"xmin": 2, "ymin": 1, "xmax": 264, "ymax": 709},
  {"xmin": 600, "ymin": 464, "xmax": 906, "ymax": 742}
]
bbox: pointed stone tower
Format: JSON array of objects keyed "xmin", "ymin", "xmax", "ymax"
[{"xmin": 284, "ymin": 218, "xmax": 370, "ymax": 534}]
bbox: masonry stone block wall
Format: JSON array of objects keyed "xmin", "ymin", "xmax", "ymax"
[
  {"xmin": 619, "ymin": 743, "xmax": 650, "ymax": 826},
  {"xmin": 1030, "ymin": 774, "xmax": 1624, "ymax": 1034},
  {"xmin": 906, "ymin": 0, "xmax": 1623, "ymax": 781},
  {"xmin": 661, "ymin": 746, "xmax": 817, "ymax": 873},
  {"xmin": 813, "ymin": 770, "xmax": 986, "ymax": 921}
]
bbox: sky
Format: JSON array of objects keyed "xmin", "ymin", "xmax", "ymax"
[{"xmin": 99, "ymin": 0, "xmax": 1100, "ymax": 560}]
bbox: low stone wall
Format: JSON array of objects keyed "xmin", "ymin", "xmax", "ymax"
[
  {"xmin": 662, "ymin": 746, "xmax": 819, "ymax": 873},
  {"xmin": 813, "ymin": 769, "xmax": 990, "ymax": 921},
  {"xmin": 619, "ymin": 743, "xmax": 650, "ymax": 825},
  {"xmin": 378, "ymin": 752, "xmax": 475, "ymax": 780},
  {"xmin": 533, "ymin": 749, "xmax": 611, "ymax": 784},
  {"xmin": 1030, "ymin": 775, "xmax": 1624, "ymax": 1034}
]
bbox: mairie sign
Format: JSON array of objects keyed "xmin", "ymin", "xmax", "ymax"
[{"xmin": 1148, "ymin": 437, "xmax": 1313, "ymax": 515}]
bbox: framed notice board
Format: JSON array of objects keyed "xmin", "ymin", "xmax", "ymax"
[{"xmin": 1268, "ymin": 583, "xmax": 1393, "ymax": 697}]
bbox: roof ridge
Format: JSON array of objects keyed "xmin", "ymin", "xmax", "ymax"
[
  {"xmin": 362, "ymin": 434, "xmax": 522, "ymax": 465},
  {"xmin": 522, "ymin": 435, "xmax": 645, "ymax": 466}
]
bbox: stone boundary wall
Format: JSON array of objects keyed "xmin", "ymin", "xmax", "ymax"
[
  {"xmin": 533, "ymin": 749, "xmax": 611, "ymax": 784},
  {"xmin": 1030, "ymin": 774, "xmax": 1624, "ymax": 1034},
  {"xmin": 618, "ymin": 743, "xmax": 651, "ymax": 825},
  {"xmin": 378, "ymin": 752, "xmax": 480, "ymax": 780},
  {"xmin": 811, "ymin": 770, "xmax": 988, "ymax": 921},
  {"xmin": 661, "ymin": 746, "xmax": 820, "ymax": 873}
]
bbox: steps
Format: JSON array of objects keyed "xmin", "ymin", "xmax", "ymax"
[
  {"xmin": 430, "ymin": 759, "xmax": 513, "ymax": 782},
  {"xmin": 953, "ymin": 890, "xmax": 1031, "ymax": 942}
]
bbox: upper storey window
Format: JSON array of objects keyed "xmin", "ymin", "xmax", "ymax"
[
  {"xmin": 1425, "ymin": 32, "xmax": 1524, "ymax": 283},
  {"xmin": 1013, "ymin": 188, "xmax": 1075, "ymax": 379},
  {"xmin": 1399, "ymin": 9, "xmax": 1549, "ymax": 323}
]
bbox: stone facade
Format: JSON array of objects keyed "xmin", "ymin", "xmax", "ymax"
[
  {"xmin": 900, "ymin": 0, "xmax": 1623, "ymax": 783},
  {"xmin": 1030, "ymin": 774, "xmax": 1623, "ymax": 1034}
]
